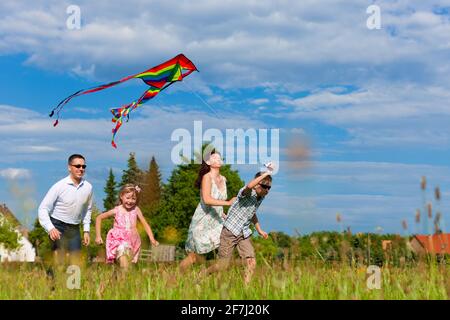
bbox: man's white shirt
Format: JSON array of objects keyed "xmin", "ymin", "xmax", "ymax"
[{"xmin": 38, "ymin": 176, "xmax": 93, "ymax": 233}]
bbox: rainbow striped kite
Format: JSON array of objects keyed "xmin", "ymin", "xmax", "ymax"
[{"xmin": 49, "ymin": 54, "xmax": 198, "ymax": 148}]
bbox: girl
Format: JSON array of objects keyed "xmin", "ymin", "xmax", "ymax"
[
  {"xmin": 179, "ymin": 150, "xmax": 236, "ymax": 272},
  {"xmin": 95, "ymin": 184, "xmax": 159, "ymax": 269}
]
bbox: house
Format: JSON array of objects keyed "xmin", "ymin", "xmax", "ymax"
[
  {"xmin": 0, "ymin": 204, "xmax": 36, "ymax": 262},
  {"xmin": 409, "ymin": 234, "xmax": 450, "ymax": 255}
]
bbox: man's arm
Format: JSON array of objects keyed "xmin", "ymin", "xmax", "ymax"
[
  {"xmin": 82, "ymin": 190, "xmax": 93, "ymax": 233},
  {"xmin": 38, "ymin": 183, "xmax": 59, "ymax": 233},
  {"xmin": 81, "ymin": 190, "xmax": 93, "ymax": 246}
]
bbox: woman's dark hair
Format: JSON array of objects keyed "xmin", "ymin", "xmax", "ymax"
[{"xmin": 195, "ymin": 149, "xmax": 218, "ymax": 189}]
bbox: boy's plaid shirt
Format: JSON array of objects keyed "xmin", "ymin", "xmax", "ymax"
[{"xmin": 223, "ymin": 187, "xmax": 264, "ymax": 238}]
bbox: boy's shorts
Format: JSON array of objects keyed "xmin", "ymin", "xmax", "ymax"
[{"xmin": 218, "ymin": 227, "xmax": 255, "ymax": 259}]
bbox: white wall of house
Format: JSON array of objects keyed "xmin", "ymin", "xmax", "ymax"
[
  {"xmin": 0, "ymin": 208, "xmax": 36, "ymax": 263},
  {"xmin": 0, "ymin": 231, "xmax": 36, "ymax": 262}
]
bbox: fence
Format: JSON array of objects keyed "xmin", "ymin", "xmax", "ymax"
[{"xmin": 140, "ymin": 244, "xmax": 176, "ymax": 262}]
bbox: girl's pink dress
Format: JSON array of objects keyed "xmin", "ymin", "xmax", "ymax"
[{"xmin": 106, "ymin": 206, "xmax": 141, "ymax": 263}]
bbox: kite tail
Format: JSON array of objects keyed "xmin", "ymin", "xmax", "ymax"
[
  {"xmin": 49, "ymin": 77, "xmax": 134, "ymax": 126},
  {"xmin": 49, "ymin": 89, "xmax": 85, "ymax": 126},
  {"xmin": 111, "ymin": 115, "xmax": 122, "ymax": 149},
  {"xmin": 110, "ymin": 101, "xmax": 136, "ymax": 148}
]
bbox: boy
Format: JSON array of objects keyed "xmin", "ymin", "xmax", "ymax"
[{"xmin": 202, "ymin": 164, "xmax": 274, "ymax": 284}]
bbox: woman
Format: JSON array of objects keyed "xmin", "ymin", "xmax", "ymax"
[{"xmin": 179, "ymin": 150, "xmax": 236, "ymax": 272}]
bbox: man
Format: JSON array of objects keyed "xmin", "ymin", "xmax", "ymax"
[
  {"xmin": 38, "ymin": 154, "xmax": 93, "ymax": 263},
  {"xmin": 202, "ymin": 164, "xmax": 274, "ymax": 284}
]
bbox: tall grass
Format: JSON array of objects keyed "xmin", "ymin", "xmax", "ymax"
[{"xmin": 1, "ymin": 258, "xmax": 449, "ymax": 300}]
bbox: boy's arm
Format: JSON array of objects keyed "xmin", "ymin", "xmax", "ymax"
[
  {"xmin": 251, "ymin": 214, "xmax": 268, "ymax": 239},
  {"xmin": 242, "ymin": 171, "xmax": 272, "ymax": 197}
]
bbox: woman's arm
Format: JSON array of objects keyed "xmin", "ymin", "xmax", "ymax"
[
  {"xmin": 95, "ymin": 209, "xmax": 115, "ymax": 244},
  {"xmin": 202, "ymin": 174, "xmax": 235, "ymax": 206},
  {"xmin": 136, "ymin": 207, "xmax": 159, "ymax": 246}
]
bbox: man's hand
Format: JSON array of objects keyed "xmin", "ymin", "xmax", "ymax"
[
  {"xmin": 49, "ymin": 228, "xmax": 61, "ymax": 241},
  {"xmin": 83, "ymin": 232, "xmax": 90, "ymax": 246}
]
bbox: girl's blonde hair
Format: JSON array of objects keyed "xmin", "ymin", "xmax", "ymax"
[{"xmin": 117, "ymin": 183, "xmax": 141, "ymax": 205}]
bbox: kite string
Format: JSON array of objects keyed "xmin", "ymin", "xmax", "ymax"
[{"xmin": 181, "ymin": 81, "xmax": 221, "ymax": 118}]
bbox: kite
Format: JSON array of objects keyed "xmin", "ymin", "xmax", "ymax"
[{"xmin": 49, "ymin": 54, "xmax": 198, "ymax": 148}]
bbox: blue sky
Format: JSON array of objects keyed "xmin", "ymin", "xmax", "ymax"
[{"xmin": 1, "ymin": 0, "xmax": 450, "ymax": 236}]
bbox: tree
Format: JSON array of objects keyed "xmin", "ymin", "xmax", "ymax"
[
  {"xmin": 140, "ymin": 156, "xmax": 162, "ymax": 214},
  {"xmin": 151, "ymin": 146, "xmax": 244, "ymax": 247},
  {"xmin": 103, "ymin": 168, "xmax": 117, "ymax": 211},
  {"xmin": 28, "ymin": 218, "xmax": 51, "ymax": 258},
  {"xmin": 120, "ymin": 152, "xmax": 143, "ymax": 188},
  {"xmin": 270, "ymin": 231, "xmax": 292, "ymax": 248},
  {"xmin": 0, "ymin": 217, "xmax": 20, "ymax": 251}
]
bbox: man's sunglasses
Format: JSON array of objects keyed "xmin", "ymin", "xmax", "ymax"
[
  {"xmin": 71, "ymin": 164, "xmax": 87, "ymax": 169},
  {"xmin": 259, "ymin": 184, "xmax": 271, "ymax": 190}
]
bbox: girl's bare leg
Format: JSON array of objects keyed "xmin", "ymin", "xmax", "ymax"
[{"xmin": 119, "ymin": 255, "xmax": 129, "ymax": 271}]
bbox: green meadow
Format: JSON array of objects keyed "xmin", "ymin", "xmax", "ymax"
[{"xmin": 1, "ymin": 258, "xmax": 449, "ymax": 300}]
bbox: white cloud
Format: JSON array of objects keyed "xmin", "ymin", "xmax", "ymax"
[
  {"xmin": 275, "ymin": 84, "xmax": 450, "ymax": 147},
  {"xmin": 0, "ymin": 104, "xmax": 268, "ymax": 165},
  {"xmin": 280, "ymin": 90, "xmax": 368, "ymax": 111},
  {"xmin": 1, "ymin": 1, "xmax": 450, "ymax": 88},
  {"xmin": 13, "ymin": 145, "xmax": 61, "ymax": 153},
  {"xmin": 249, "ymin": 98, "xmax": 269, "ymax": 105},
  {"xmin": 284, "ymin": 160, "xmax": 450, "ymax": 184},
  {"xmin": 279, "ymin": 85, "xmax": 450, "ymax": 122},
  {"xmin": 0, "ymin": 105, "xmax": 43, "ymax": 124},
  {"xmin": 0, "ymin": 168, "xmax": 32, "ymax": 180},
  {"xmin": 278, "ymin": 160, "xmax": 450, "ymax": 226},
  {"xmin": 290, "ymin": 128, "xmax": 305, "ymax": 135},
  {"xmin": 260, "ymin": 184, "xmax": 450, "ymax": 234}
]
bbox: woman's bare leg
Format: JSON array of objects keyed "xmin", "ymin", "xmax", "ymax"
[{"xmin": 179, "ymin": 252, "xmax": 198, "ymax": 272}]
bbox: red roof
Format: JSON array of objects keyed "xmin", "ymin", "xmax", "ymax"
[{"xmin": 414, "ymin": 234, "xmax": 450, "ymax": 254}]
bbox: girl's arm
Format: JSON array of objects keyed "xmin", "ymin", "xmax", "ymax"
[
  {"xmin": 202, "ymin": 174, "xmax": 235, "ymax": 206},
  {"xmin": 136, "ymin": 207, "xmax": 159, "ymax": 246},
  {"xmin": 95, "ymin": 209, "xmax": 115, "ymax": 244}
]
